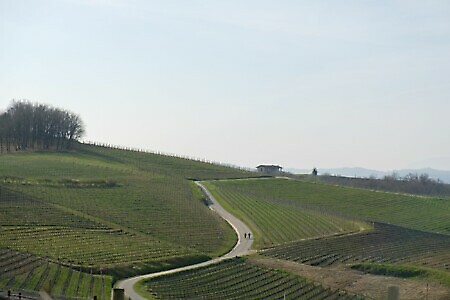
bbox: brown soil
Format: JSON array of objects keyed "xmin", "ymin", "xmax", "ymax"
[{"xmin": 248, "ymin": 257, "xmax": 450, "ymax": 300}]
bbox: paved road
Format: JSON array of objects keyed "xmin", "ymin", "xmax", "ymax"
[{"xmin": 116, "ymin": 181, "xmax": 253, "ymax": 300}]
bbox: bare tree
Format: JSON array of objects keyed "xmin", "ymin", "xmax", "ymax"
[
  {"xmin": 0, "ymin": 113, "xmax": 13, "ymax": 152},
  {"xmin": 67, "ymin": 113, "xmax": 85, "ymax": 148}
]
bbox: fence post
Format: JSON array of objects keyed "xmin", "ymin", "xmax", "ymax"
[{"xmin": 387, "ymin": 285, "xmax": 399, "ymax": 300}]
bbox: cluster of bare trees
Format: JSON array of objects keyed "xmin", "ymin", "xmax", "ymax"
[
  {"xmin": 0, "ymin": 100, "xmax": 85, "ymax": 152},
  {"xmin": 384, "ymin": 172, "xmax": 434, "ymax": 183},
  {"xmin": 316, "ymin": 172, "xmax": 450, "ymax": 197}
]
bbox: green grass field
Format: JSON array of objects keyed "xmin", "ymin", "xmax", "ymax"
[
  {"xmin": 203, "ymin": 179, "xmax": 370, "ymax": 249},
  {"xmin": 139, "ymin": 257, "xmax": 365, "ymax": 299}
]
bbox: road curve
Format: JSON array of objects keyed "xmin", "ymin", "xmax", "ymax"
[{"xmin": 116, "ymin": 181, "xmax": 253, "ymax": 300}]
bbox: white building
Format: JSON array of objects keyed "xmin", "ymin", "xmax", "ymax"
[{"xmin": 256, "ymin": 165, "xmax": 283, "ymax": 174}]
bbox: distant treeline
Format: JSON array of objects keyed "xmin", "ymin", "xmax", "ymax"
[
  {"xmin": 306, "ymin": 172, "xmax": 450, "ymax": 197},
  {"xmin": 0, "ymin": 100, "xmax": 84, "ymax": 152}
]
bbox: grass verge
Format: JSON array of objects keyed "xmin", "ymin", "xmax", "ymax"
[
  {"xmin": 351, "ymin": 263, "xmax": 450, "ymax": 288},
  {"xmin": 134, "ymin": 279, "xmax": 156, "ymax": 300}
]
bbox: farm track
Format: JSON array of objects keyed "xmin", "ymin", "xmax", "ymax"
[{"xmin": 116, "ymin": 181, "xmax": 254, "ymax": 300}]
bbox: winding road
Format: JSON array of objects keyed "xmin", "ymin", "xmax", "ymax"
[{"xmin": 116, "ymin": 181, "xmax": 253, "ymax": 300}]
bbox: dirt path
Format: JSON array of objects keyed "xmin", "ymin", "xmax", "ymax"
[
  {"xmin": 248, "ymin": 257, "xmax": 450, "ymax": 300},
  {"xmin": 115, "ymin": 181, "xmax": 253, "ymax": 300}
]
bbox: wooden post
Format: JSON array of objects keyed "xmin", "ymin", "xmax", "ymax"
[{"xmin": 112, "ymin": 288, "xmax": 125, "ymax": 300}]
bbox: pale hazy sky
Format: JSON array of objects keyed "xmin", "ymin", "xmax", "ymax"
[{"xmin": 1, "ymin": 0, "xmax": 450, "ymax": 171}]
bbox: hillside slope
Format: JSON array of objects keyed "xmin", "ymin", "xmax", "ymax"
[
  {"xmin": 204, "ymin": 177, "xmax": 450, "ymax": 290},
  {"xmin": 0, "ymin": 143, "xmax": 256, "ymax": 288},
  {"xmin": 207, "ymin": 178, "xmax": 450, "ymax": 235}
]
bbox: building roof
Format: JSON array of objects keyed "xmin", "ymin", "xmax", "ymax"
[{"xmin": 256, "ymin": 165, "xmax": 282, "ymax": 169}]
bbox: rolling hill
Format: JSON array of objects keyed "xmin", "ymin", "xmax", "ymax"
[
  {"xmin": 0, "ymin": 143, "xmax": 256, "ymax": 298},
  {"xmin": 2, "ymin": 144, "xmax": 449, "ymax": 299}
]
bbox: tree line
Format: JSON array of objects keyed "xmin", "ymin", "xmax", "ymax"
[
  {"xmin": 0, "ymin": 100, "xmax": 85, "ymax": 152},
  {"xmin": 309, "ymin": 172, "xmax": 450, "ymax": 197}
]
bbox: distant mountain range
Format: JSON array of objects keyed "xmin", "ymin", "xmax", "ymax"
[{"xmin": 286, "ymin": 167, "xmax": 450, "ymax": 184}]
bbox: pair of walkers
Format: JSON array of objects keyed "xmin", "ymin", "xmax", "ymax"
[{"xmin": 244, "ymin": 232, "xmax": 251, "ymax": 239}]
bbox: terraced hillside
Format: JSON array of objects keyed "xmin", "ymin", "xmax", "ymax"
[
  {"xmin": 139, "ymin": 257, "xmax": 365, "ymax": 300},
  {"xmin": 203, "ymin": 180, "xmax": 369, "ymax": 248},
  {"xmin": 0, "ymin": 143, "xmax": 256, "ymax": 296},
  {"xmin": 206, "ymin": 178, "xmax": 450, "ymax": 235}
]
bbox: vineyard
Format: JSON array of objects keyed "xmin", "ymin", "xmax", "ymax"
[
  {"xmin": 206, "ymin": 178, "xmax": 450, "ymax": 235},
  {"xmin": 140, "ymin": 257, "xmax": 365, "ymax": 299},
  {"xmin": 202, "ymin": 177, "xmax": 450, "ymax": 295},
  {"xmin": 0, "ymin": 143, "xmax": 256, "ymax": 296},
  {"xmin": 0, "ymin": 146, "xmax": 253, "ymax": 257},
  {"xmin": 0, "ymin": 248, "xmax": 112, "ymax": 300},
  {"xmin": 203, "ymin": 180, "xmax": 369, "ymax": 249},
  {"xmin": 2, "ymin": 145, "xmax": 449, "ymax": 299},
  {"xmin": 0, "ymin": 186, "xmax": 206, "ymax": 270},
  {"xmin": 261, "ymin": 222, "xmax": 450, "ymax": 271}
]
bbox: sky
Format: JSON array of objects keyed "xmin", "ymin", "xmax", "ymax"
[{"xmin": 1, "ymin": 0, "xmax": 450, "ymax": 171}]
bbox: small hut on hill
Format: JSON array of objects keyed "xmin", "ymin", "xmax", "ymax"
[{"xmin": 256, "ymin": 165, "xmax": 283, "ymax": 174}]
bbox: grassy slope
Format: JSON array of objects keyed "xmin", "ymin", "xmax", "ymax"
[
  {"xmin": 297, "ymin": 173, "xmax": 450, "ymax": 198},
  {"xmin": 207, "ymin": 178, "xmax": 450, "ymax": 235},
  {"xmin": 351, "ymin": 263, "xmax": 450, "ymax": 288},
  {"xmin": 0, "ymin": 144, "xmax": 255, "ymax": 279},
  {"xmin": 203, "ymin": 179, "xmax": 370, "ymax": 249}
]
